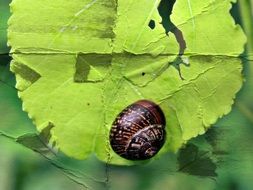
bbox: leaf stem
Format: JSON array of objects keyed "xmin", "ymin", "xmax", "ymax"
[{"xmin": 238, "ymin": 0, "xmax": 253, "ymax": 66}]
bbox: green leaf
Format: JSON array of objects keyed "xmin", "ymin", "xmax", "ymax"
[
  {"xmin": 8, "ymin": 0, "xmax": 246, "ymax": 165},
  {"xmin": 0, "ymin": 0, "xmax": 11, "ymax": 53},
  {"xmin": 177, "ymin": 143, "xmax": 217, "ymax": 178}
]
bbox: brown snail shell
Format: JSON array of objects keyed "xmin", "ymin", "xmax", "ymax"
[{"xmin": 109, "ymin": 100, "xmax": 166, "ymax": 160}]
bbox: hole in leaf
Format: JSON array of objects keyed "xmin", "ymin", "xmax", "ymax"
[
  {"xmin": 148, "ymin": 20, "xmax": 155, "ymax": 29},
  {"xmin": 157, "ymin": 0, "xmax": 188, "ymax": 80},
  {"xmin": 157, "ymin": 0, "xmax": 186, "ymax": 55},
  {"xmin": 158, "ymin": 0, "xmax": 176, "ymax": 34},
  {"xmin": 141, "ymin": 72, "xmax": 146, "ymax": 76}
]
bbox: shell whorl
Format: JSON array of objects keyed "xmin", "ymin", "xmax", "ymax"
[{"xmin": 109, "ymin": 100, "xmax": 166, "ymax": 160}]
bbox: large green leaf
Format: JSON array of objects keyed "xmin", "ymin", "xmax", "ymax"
[{"xmin": 8, "ymin": 0, "xmax": 246, "ymax": 165}]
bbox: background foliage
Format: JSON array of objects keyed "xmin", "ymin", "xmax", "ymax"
[{"xmin": 0, "ymin": 0, "xmax": 253, "ymax": 189}]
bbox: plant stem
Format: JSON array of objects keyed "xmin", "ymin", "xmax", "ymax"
[{"xmin": 238, "ymin": 0, "xmax": 253, "ymax": 61}]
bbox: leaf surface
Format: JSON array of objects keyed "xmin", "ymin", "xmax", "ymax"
[{"xmin": 8, "ymin": 0, "xmax": 246, "ymax": 165}]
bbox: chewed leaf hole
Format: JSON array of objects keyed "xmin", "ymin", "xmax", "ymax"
[
  {"xmin": 141, "ymin": 72, "xmax": 146, "ymax": 76},
  {"xmin": 148, "ymin": 20, "xmax": 155, "ymax": 29}
]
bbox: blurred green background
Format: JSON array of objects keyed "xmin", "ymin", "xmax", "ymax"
[{"xmin": 0, "ymin": 0, "xmax": 253, "ymax": 190}]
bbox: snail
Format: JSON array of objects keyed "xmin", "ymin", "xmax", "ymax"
[{"xmin": 109, "ymin": 100, "xmax": 166, "ymax": 160}]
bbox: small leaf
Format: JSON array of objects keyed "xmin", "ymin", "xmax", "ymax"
[{"xmin": 177, "ymin": 143, "xmax": 217, "ymax": 177}]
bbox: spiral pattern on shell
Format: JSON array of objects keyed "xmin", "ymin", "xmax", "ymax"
[{"xmin": 109, "ymin": 100, "xmax": 166, "ymax": 160}]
